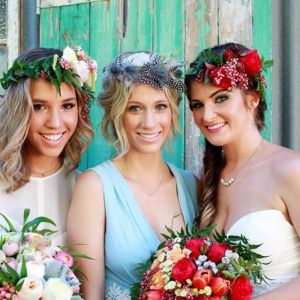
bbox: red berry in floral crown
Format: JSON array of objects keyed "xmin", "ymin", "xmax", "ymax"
[{"xmin": 185, "ymin": 42, "xmax": 273, "ymax": 102}]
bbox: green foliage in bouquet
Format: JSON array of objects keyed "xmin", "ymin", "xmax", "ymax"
[{"xmin": 131, "ymin": 223, "xmax": 269, "ymax": 300}]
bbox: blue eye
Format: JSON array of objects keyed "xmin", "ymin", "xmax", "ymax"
[
  {"xmin": 215, "ymin": 95, "xmax": 228, "ymax": 103},
  {"xmin": 127, "ymin": 105, "xmax": 142, "ymax": 113},
  {"xmin": 189, "ymin": 101, "xmax": 203, "ymax": 111},
  {"xmin": 156, "ymin": 103, "xmax": 168, "ymax": 111}
]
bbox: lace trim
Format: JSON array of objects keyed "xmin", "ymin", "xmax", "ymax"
[{"xmin": 105, "ymin": 283, "xmax": 131, "ymax": 300}]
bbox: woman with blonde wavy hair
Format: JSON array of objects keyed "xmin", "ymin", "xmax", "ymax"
[
  {"xmin": 67, "ymin": 51, "xmax": 198, "ymax": 299},
  {"xmin": 0, "ymin": 46, "xmax": 95, "ymax": 244}
]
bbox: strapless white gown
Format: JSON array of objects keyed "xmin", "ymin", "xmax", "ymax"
[{"xmin": 227, "ymin": 210, "xmax": 300, "ymax": 297}]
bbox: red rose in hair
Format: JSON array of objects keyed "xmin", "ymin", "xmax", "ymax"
[
  {"xmin": 208, "ymin": 67, "xmax": 232, "ymax": 88},
  {"xmin": 171, "ymin": 257, "xmax": 196, "ymax": 283},
  {"xmin": 186, "ymin": 238, "xmax": 208, "ymax": 257},
  {"xmin": 238, "ymin": 50, "xmax": 261, "ymax": 76},
  {"xmin": 223, "ymin": 49, "xmax": 236, "ymax": 61},
  {"xmin": 207, "ymin": 242, "xmax": 229, "ymax": 263},
  {"xmin": 229, "ymin": 276, "xmax": 253, "ymax": 300}
]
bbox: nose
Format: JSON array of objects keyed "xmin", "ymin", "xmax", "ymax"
[
  {"xmin": 141, "ymin": 109, "xmax": 156, "ymax": 129},
  {"xmin": 202, "ymin": 104, "xmax": 216, "ymax": 122},
  {"xmin": 46, "ymin": 108, "xmax": 62, "ymax": 128}
]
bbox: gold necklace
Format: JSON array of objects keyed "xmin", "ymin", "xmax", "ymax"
[
  {"xmin": 220, "ymin": 139, "xmax": 264, "ymax": 187},
  {"xmin": 118, "ymin": 161, "xmax": 165, "ymax": 197},
  {"xmin": 30, "ymin": 162, "xmax": 62, "ymax": 177}
]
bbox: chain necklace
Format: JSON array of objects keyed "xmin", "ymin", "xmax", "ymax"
[
  {"xmin": 220, "ymin": 139, "xmax": 264, "ymax": 187},
  {"xmin": 30, "ymin": 161, "xmax": 62, "ymax": 178},
  {"xmin": 143, "ymin": 171, "xmax": 165, "ymax": 197},
  {"xmin": 118, "ymin": 161, "xmax": 166, "ymax": 197}
]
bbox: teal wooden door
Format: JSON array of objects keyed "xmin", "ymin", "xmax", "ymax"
[{"xmin": 40, "ymin": 0, "xmax": 272, "ymax": 173}]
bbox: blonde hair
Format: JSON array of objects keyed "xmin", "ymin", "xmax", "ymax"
[
  {"xmin": 0, "ymin": 78, "xmax": 93, "ymax": 193},
  {"xmin": 99, "ymin": 79, "xmax": 181, "ymax": 156}
]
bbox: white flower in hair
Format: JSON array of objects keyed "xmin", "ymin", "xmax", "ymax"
[
  {"xmin": 75, "ymin": 60, "xmax": 90, "ymax": 86},
  {"xmin": 126, "ymin": 52, "xmax": 151, "ymax": 66},
  {"xmin": 62, "ymin": 46, "xmax": 78, "ymax": 68}
]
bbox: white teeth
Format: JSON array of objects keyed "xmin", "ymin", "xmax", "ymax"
[
  {"xmin": 138, "ymin": 132, "xmax": 160, "ymax": 141},
  {"xmin": 207, "ymin": 123, "xmax": 225, "ymax": 130},
  {"xmin": 41, "ymin": 133, "xmax": 63, "ymax": 141}
]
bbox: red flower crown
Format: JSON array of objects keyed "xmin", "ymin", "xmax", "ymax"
[{"xmin": 186, "ymin": 46, "xmax": 273, "ymax": 101}]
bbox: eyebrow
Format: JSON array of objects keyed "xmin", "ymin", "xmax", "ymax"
[
  {"xmin": 209, "ymin": 88, "xmax": 231, "ymax": 98},
  {"xmin": 32, "ymin": 97, "xmax": 77, "ymax": 103}
]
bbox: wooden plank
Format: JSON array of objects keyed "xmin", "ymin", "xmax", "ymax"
[
  {"xmin": 7, "ymin": 0, "xmax": 20, "ymax": 65},
  {"xmin": 253, "ymin": 0, "xmax": 272, "ymax": 141},
  {"xmin": 121, "ymin": 0, "xmax": 153, "ymax": 51},
  {"xmin": 153, "ymin": 0, "xmax": 185, "ymax": 167},
  {"xmin": 40, "ymin": 7, "xmax": 61, "ymax": 48},
  {"xmin": 87, "ymin": 0, "xmax": 121, "ymax": 168},
  {"xmin": 218, "ymin": 0, "xmax": 252, "ymax": 47},
  {"xmin": 40, "ymin": 0, "xmax": 100, "ymax": 8},
  {"xmin": 185, "ymin": 0, "xmax": 218, "ymax": 175}
]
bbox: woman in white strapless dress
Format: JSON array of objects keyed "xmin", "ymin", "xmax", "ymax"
[
  {"xmin": 186, "ymin": 42, "xmax": 300, "ymax": 299},
  {"xmin": 0, "ymin": 47, "xmax": 94, "ymax": 244}
]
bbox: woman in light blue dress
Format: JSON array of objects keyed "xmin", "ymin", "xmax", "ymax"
[{"xmin": 67, "ymin": 52, "xmax": 198, "ymax": 299}]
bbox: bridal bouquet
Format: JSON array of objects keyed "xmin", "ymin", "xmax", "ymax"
[
  {"xmin": 0, "ymin": 209, "xmax": 87, "ymax": 300},
  {"xmin": 131, "ymin": 226, "xmax": 267, "ymax": 300}
]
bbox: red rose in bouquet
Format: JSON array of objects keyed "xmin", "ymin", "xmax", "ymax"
[
  {"xmin": 210, "ymin": 277, "xmax": 230, "ymax": 297},
  {"xmin": 192, "ymin": 269, "xmax": 213, "ymax": 289},
  {"xmin": 146, "ymin": 290, "xmax": 164, "ymax": 300},
  {"xmin": 172, "ymin": 257, "xmax": 197, "ymax": 283},
  {"xmin": 229, "ymin": 276, "xmax": 253, "ymax": 300},
  {"xmin": 238, "ymin": 50, "xmax": 261, "ymax": 76},
  {"xmin": 186, "ymin": 238, "xmax": 208, "ymax": 258},
  {"xmin": 131, "ymin": 225, "xmax": 266, "ymax": 300},
  {"xmin": 207, "ymin": 242, "xmax": 229, "ymax": 263}
]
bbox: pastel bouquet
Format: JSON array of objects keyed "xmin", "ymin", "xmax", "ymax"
[
  {"xmin": 0, "ymin": 209, "xmax": 87, "ymax": 300},
  {"xmin": 131, "ymin": 226, "xmax": 267, "ymax": 300}
]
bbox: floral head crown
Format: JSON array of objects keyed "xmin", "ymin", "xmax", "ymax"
[
  {"xmin": 0, "ymin": 46, "xmax": 98, "ymax": 122},
  {"xmin": 103, "ymin": 52, "xmax": 186, "ymax": 93},
  {"xmin": 186, "ymin": 44, "xmax": 273, "ymax": 101}
]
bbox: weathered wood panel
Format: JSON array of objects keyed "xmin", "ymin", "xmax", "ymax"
[
  {"xmin": 253, "ymin": 0, "xmax": 272, "ymax": 141},
  {"xmin": 39, "ymin": 0, "xmax": 272, "ymax": 172}
]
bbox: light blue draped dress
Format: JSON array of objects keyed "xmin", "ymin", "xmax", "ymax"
[{"xmin": 91, "ymin": 160, "xmax": 198, "ymax": 300}]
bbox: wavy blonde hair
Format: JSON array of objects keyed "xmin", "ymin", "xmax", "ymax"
[
  {"xmin": 99, "ymin": 79, "xmax": 181, "ymax": 156},
  {"xmin": 0, "ymin": 78, "xmax": 93, "ymax": 193}
]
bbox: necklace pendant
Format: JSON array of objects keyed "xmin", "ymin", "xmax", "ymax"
[{"xmin": 220, "ymin": 177, "xmax": 234, "ymax": 187}]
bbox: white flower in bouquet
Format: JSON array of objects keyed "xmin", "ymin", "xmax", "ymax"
[
  {"xmin": 43, "ymin": 278, "xmax": 73, "ymax": 300},
  {"xmin": 25, "ymin": 261, "xmax": 45, "ymax": 279},
  {"xmin": 2, "ymin": 240, "xmax": 19, "ymax": 256},
  {"xmin": 17, "ymin": 276, "xmax": 43, "ymax": 300}
]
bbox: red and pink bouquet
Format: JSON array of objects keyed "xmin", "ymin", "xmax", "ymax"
[{"xmin": 131, "ymin": 226, "xmax": 267, "ymax": 300}]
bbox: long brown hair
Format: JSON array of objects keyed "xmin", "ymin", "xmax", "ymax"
[{"xmin": 186, "ymin": 43, "xmax": 267, "ymax": 227}]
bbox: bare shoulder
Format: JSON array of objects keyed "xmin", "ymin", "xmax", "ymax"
[{"xmin": 269, "ymin": 143, "xmax": 300, "ymax": 177}]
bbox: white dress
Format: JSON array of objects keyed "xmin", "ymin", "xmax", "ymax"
[
  {"xmin": 227, "ymin": 209, "xmax": 300, "ymax": 297},
  {"xmin": 0, "ymin": 166, "xmax": 76, "ymax": 245}
]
